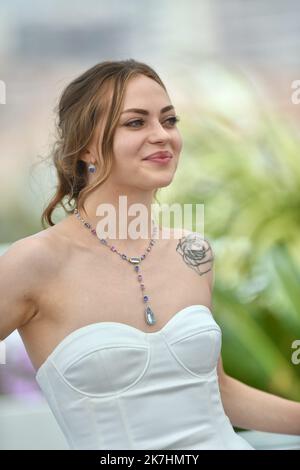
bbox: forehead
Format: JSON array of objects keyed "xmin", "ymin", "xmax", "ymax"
[{"xmin": 122, "ymin": 74, "xmax": 170, "ymax": 107}]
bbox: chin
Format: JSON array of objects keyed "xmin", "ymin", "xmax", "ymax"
[{"xmin": 153, "ymin": 176, "xmax": 174, "ymax": 188}]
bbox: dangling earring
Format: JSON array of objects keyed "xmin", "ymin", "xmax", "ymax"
[{"xmin": 87, "ymin": 162, "xmax": 96, "ymax": 173}]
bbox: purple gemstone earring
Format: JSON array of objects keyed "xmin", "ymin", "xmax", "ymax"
[{"xmin": 88, "ymin": 162, "xmax": 96, "ymax": 173}]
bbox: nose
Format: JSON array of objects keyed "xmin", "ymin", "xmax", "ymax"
[{"xmin": 147, "ymin": 121, "xmax": 171, "ymax": 143}]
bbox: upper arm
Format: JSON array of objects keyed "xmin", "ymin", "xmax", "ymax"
[
  {"xmin": 0, "ymin": 237, "xmax": 47, "ymax": 340},
  {"xmin": 202, "ymin": 238, "xmax": 215, "ymax": 294},
  {"xmin": 175, "ymin": 229, "xmax": 215, "ymax": 290},
  {"xmin": 217, "ymin": 355, "xmax": 228, "ymax": 385}
]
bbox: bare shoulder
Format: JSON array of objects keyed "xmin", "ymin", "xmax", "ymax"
[
  {"xmin": 3, "ymin": 223, "xmax": 69, "ymax": 284},
  {"xmin": 13, "ymin": 228, "xmax": 60, "ymax": 265},
  {"xmin": 171, "ymin": 227, "xmax": 215, "ymax": 293},
  {"xmin": 3, "ymin": 233, "xmax": 51, "ymax": 269},
  {"xmin": 2, "ymin": 232, "xmax": 57, "ymax": 287},
  {"xmin": 0, "ymin": 230, "xmax": 62, "ymax": 339}
]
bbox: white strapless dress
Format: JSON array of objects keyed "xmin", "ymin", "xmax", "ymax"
[{"xmin": 35, "ymin": 305, "xmax": 254, "ymax": 450}]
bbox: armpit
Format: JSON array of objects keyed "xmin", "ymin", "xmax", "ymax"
[{"xmin": 175, "ymin": 231, "xmax": 214, "ymax": 276}]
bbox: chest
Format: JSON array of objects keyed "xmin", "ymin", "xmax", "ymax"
[
  {"xmin": 19, "ymin": 235, "xmax": 212, "ymax": 371},
  {"xmin": 46, "ymin": 237, "xmax": 210, "ymax": 326}
]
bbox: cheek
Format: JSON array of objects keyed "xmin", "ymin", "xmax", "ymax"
[
  {"xmin": 113, "ymin": 131, "xmax": 141, "ymax": 159},
  {"xmin": 173, "ymin": 130, "xmax": 183, "ymax": 154}
]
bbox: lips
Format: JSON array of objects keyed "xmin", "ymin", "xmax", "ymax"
[{"xmin": 143, "ymin": 151, "xmax": 173, "ymax": 161}]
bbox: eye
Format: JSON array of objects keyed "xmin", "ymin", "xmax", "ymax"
[{"xmin": 125, "ymin": 115, "xmax": 180, "ymax": 128}]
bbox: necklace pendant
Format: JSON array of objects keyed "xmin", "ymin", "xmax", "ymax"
[
  {"xmin": 129, "ymin": 257, "xmax": 140, "ymax": 264},
  {"xmin": 145, "ymin": 306, "xmax": 156, "ymax": 325}
]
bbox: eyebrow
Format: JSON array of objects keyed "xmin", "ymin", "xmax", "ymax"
[{"xmin": 121, "ymin": 105, "xmax": 175, "ymax": 115}]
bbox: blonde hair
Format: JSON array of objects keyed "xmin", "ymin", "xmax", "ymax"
[{"xmin": 41, "ymin": 59, "xmax": 167, "ymax": 228}]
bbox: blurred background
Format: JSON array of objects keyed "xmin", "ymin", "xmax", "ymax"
[{"xmin": 0, "ymin": 0, "xmax": 300, "ymax": 449}]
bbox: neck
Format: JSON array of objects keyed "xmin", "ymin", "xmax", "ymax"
[{"xmin": 75, "ymin": 182, "xmax": 160, "ymax": 252}]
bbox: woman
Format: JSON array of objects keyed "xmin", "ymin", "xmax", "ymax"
[{"xmin": 1, "ymin": 59, "xmax": 299, "ymax": 450}]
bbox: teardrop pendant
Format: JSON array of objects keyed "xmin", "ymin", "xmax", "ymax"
[{"xmin": 145, "ymin": 306, "xmax": 156, "ymax": 325}]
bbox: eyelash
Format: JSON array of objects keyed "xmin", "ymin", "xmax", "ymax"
[{"xmin": 125, "ymin": 116, "xmax": 180, "ymax": 128}]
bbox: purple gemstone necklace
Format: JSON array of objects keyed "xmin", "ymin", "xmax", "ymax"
[{"xmin": 73, "ymin": 207, "xmax": 158, "ymax": 326}]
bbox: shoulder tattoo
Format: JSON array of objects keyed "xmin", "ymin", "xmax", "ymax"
[{"xmin": 175, "ymin": 232, "xmax": 214, "ymax": 276}]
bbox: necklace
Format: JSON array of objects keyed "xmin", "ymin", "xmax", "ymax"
[{"xmin": 73, "ymin": 208, "xmax": 158, "ymax": 326}]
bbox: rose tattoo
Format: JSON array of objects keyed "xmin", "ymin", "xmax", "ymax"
[{"xmin": 176, "ymin": 232, "xmax": 214, "ymax": 275}]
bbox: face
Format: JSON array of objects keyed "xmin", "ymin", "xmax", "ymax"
[{"xmin": 109, "ymin": 74, "xmax": 183, "ymax": 192}]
